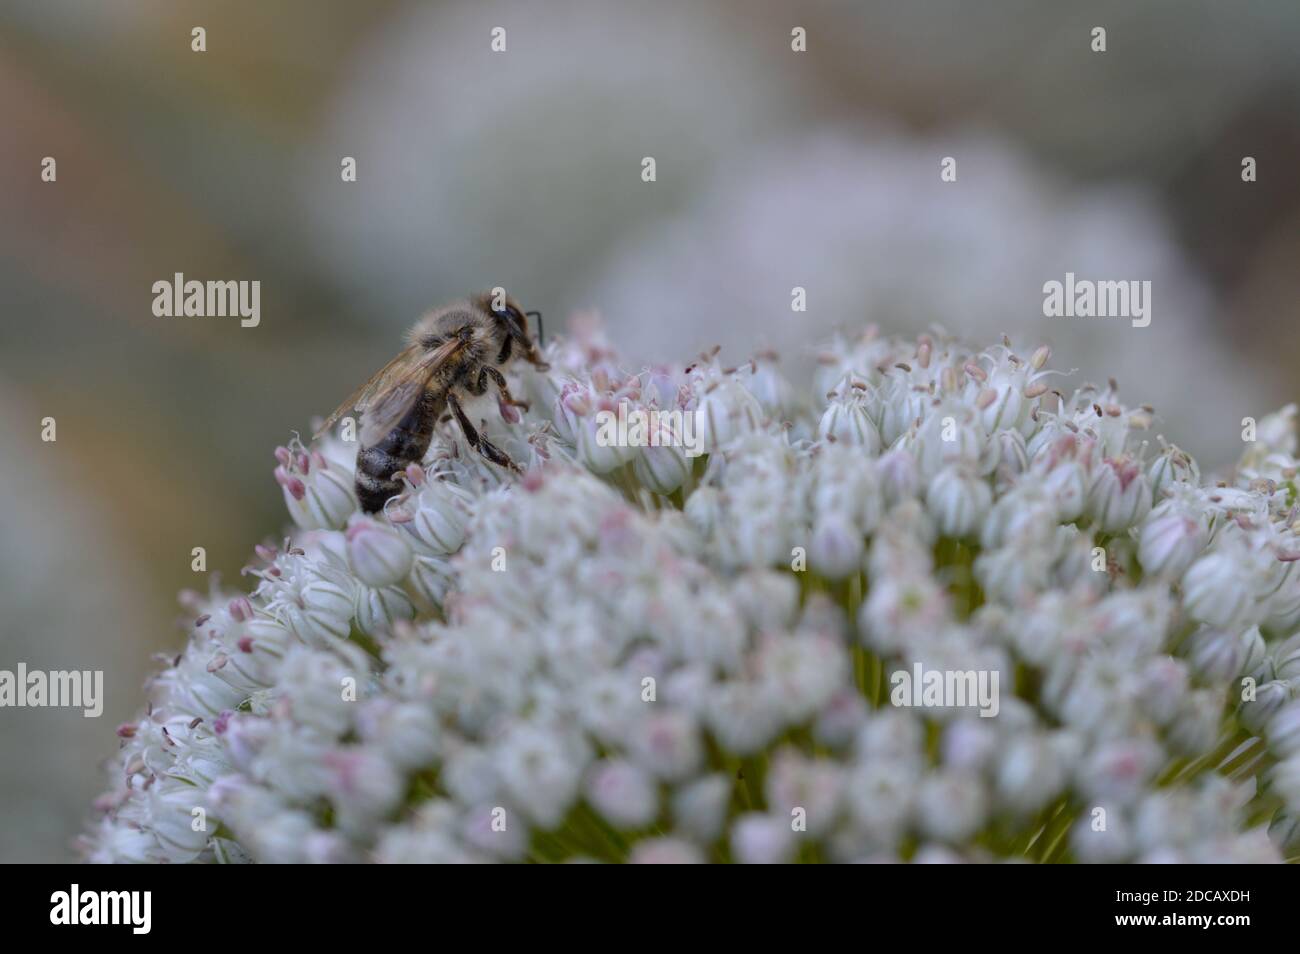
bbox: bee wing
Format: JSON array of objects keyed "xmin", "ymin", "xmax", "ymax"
[
  {"xmin": 328, "ymin": 337, "xmax": 465, "ymax": 446},
  {"xmin": 313, "ymin": 345, "xmax": 420, "ymax": 440},
  {"xmin": 356, "ymin": 377, "xmax": 430, "ymax": 447}
]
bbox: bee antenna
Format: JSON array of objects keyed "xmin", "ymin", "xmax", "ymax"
[{"xmin": 525, "ymin": 310, "xmax": 544, "ymax": 347}]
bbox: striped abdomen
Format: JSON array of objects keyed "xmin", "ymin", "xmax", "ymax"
[{"xmin": 355, "ymin": 390, "xmax": 441, "ymax": 513}]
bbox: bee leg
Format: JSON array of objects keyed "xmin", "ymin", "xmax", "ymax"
[
  {"xmin": 482, "ymin": 366, "xmax": 530, "ymax": 412},
  {"xmin": 448, "ymin": 393, "xmax": 521, "ymax": 473}
]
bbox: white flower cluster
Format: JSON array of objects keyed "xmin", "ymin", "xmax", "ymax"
[{"xmin": 85, "ymin": 326, "xmax": 1300, "ymax": 863}]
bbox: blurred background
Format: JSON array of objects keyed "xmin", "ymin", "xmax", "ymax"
[{"xmin": 1, "ymin": 0, "xmax": 1298, "ymax": 861}]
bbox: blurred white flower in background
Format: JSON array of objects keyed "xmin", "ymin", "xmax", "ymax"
[
  {"xmin": 298, "ymin": 0, "xmax": 1269, "ymax": 469},
  {"xmin": 579, "ymin": 128, "xmax": 1264, "ymax": 468},
  {"xmin": 299, "ymin": 0, "xmax": 817, "ymax": 321}
]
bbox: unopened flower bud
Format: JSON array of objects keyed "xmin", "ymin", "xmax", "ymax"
[
  {"xmin": 1042, "ymin": 459, "xmax": 1088, "ymax": 522},
  {"xmin": 277, "ymin": 446, "xmax": 356, "ymax": 530},
  {"xmin": 346, "ymin": 516, "xmax": 413, "ymax": 587},
  {"xmin": 1267, "ymin": 701, "xmax": 1300, "ymax": 758},
  {"xmin": 818, "ymin": 396, "xmax": 880, "ymax": 452},
  {"xmin": 585, "ymin": 759, "xmax": 659, "ymax": 829},
  {"xmin": 696, "ymin": 379, "xmax": 763, "ymax": 451},
  {"xmin": 876, "ymin": 448, "xmax": 919, "ymax": 504},
  {"xmin": 1088, "ymin": 457, "xmax": 1152, "ymax": 532},
  {"xmin": 633, "ymin": 442, "xmax": 692, "ymax": 494},
  {"xmin": 1240, "ymin": 680, "xmax": 1291, "ymax": 735},
  {"xmin": 354, "ymin": 583, "xmax": 415, "ymax": 635},
  {"xmin": 730, "ymin": 812, "xmax": 795, "ymax": 864},
  {"xmin": 1183, "ymin": 551, "xmax": 1254, "ymax": 629},
  {"xmin": 1138, "ymin": 508, "xmax": 1206, "ymax": 579},
  {"xmin": 1185, "ymin": 626, "xmax": 1244, "ymax": 684},
  {"xmin": 1148, "ymin": 444, "xmax": 1199, "ymax": 499},
  {"xmin": 926, "ymin": 466, "xmax": 992, "ymax": 538},
  {"xmin": 808, "ymin": 514, "xmax": 865, "ymax": 580},
  {"xmin": 401, "ymin": 479, "xmax": 473, "ymax": 556}
]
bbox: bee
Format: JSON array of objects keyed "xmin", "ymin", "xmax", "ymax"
[{"xmin": 315, "ymin": 292, "xmax": 548, "ymax": 513}]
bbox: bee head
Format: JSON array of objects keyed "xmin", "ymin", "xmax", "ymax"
[
  {"xmin": 470, "ymin": 292, "xmax": 548, "ymax": 368},
  {"xmin": 476, "ymin": 293, "xmax": 528, "ymax": 341}
]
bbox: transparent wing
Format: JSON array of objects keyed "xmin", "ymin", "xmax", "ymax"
[
  {"xmin": 318, "ymin": 337, "xmax": 465, "ymax": 445},
  {"xmin": 314, "ymin": 346, "xmax": 420, "ymax": 439},
  {"xmin": 357, "ymin": 377, "xmax": 430, "ymax": 447}
]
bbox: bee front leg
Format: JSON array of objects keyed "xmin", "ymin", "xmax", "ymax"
[
  {"xmin": 481, "ymin": 366, "xmax": 530, "ymax": 412},
  {"xmin": 448, "ymin": 393, "xmax": 521, "ymax": 473}
]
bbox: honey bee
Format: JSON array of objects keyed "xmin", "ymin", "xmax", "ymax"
[{"xmin": 315, "ymin": 292, "xmax": 548, "ymax": 513}]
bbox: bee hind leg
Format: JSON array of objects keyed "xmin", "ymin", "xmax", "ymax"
[{"xmin": 448, "ymin": 393, "xmax": 521, "ymax": 473}]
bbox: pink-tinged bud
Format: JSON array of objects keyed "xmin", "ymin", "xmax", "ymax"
[
  {"xmin": 280, "ymin": 450, "xmax": 356, "ymax": 530},
  {"xmin": 563, "ymin": 389, "xmax": 592, "ymax": 416},
  {"xmin": 206, "ymin": 654, "xmax": 228, "ymax": 673},
  {"xmin": 876, "ymin": 448, "xmax": 919, "ymax": 504},
  {"xmin": 116, "ymin": 723, "xmax": 137, "ymax": 739},
  {"xmin": 522, "ymin": 468, "xmax": 545, "ymax": 492},
  {"xmin": 809, "ymin": 513, "xmax": 865, "ymax": 580},
  {"xmin": 275, "ymin": 466, "xmax": 307, "ymax": 501},
  {"xmin": 405, "ymin": 463, "xmax": 425, "ymax": 487},
  {"xmin": 218, "ymin": 617, "xmax": 292, "ymax": 692},
  {"xmin": 916, "ymin": 336, "xmax": 933, "ymax": 369},
  {"xmin": 1138, "ymin": 508, "xmax": 1206, "ymax": 579},
  {"xmin": 1023, "ymin": 379, "xmax": 1049, "ymax": 399},
  {"xmin": 548, "ymin": 383, "xmax": 592, "ymax": 444},
  {"xmin": 1042, "ymin": 459, "xmax": 1087, "ymax": 522},
  {"xmin": 1087, "ymin": 456, "xmax": 1152, "ymax": 532},
  {"xmin": 255, "ymin": 544, "xmax": 278, "ymax": 563},
  {"xmin": 493, "ymin": 397, "xmax": 520, "ymax": 423},
  {"xmin": 274, "ymin": 446, "xmax": 292, "ymax": 468},
  {"xmin": 228, "ymin": 596, "xmax": 252, "ymax": 622},
  {"xmin": 346, "ymin": 516, "xmax": 414, "ymax": 587}
]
